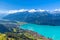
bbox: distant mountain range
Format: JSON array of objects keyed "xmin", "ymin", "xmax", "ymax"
[{"xmin": 3, "ymin": 11, "xmax": 60, "ymax": 26}]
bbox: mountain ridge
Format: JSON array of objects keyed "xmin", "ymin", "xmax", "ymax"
[{"xmin": 3, "ymin": 11, "xmax": 60, "ymax": 26}]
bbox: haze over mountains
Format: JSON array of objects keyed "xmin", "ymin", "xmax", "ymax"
[
  {"xmin": 0, "ymin": 14, "xmax": 8, "ymax": 19},
  {"xmin": 2, "ymin": 9, "xmax": 60, "ymax": 26}
]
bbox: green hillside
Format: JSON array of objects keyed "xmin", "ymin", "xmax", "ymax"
[{"xmin": 0, "ymin": 20, "xmax": 52, "ymax": 40}]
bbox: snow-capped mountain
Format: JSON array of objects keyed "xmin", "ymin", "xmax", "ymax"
[{"xmin": 3, "ymin": 9, "xmax": 60, "ymax": 26}]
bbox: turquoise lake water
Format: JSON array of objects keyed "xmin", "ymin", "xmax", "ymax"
[{"xmin": 20, "ymin": 24, "xmax": 60, "ymax": 40}]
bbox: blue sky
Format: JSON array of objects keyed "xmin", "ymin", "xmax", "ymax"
[{"xmin": 0, "ymin": 0, "xmax": 60, "ymax": 10}]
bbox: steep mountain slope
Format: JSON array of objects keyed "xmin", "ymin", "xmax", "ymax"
[
  {"xmin": 0, "ymin": 20, "xmax": 18, "ymax": 33},
  {"xmin": 0, "ymin": 24, "xmax": 11, "ymax": 33},
  {"xmin": 3, "ymin": 11, "xmax": 60, "ymax": 26}
]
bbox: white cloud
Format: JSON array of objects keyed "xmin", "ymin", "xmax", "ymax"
[
  {"xmin": 1, "ymin": 9, "xmax": 60, "ymax": 14},
  {"xmin": 38, "ymin": 9, "xmax": 45, "ymax": 12},
  {"xmin": 0, "ymin": 9, "xmax": 28, "ymax": 14},
  {"xmin": 8, "ymin": 9, "xmax": 28, "ymax": 13},
  {"xmin": 50, "ymin": 9, "xmax": 60, "ymax": 13},
  {"xmin": 54, "ymin": 9, "xmax": 60, "ymax": 11},
  {"xmin": 28, "ymin": 9, "xmax": 48, "ymax": 13},
  {"xmin": 28, "ymin": 9, "xmax": 37, "ymax": 12},
  {"xmin": 1, "ymin": 9, "xmax": 46, "ymax": 14}
]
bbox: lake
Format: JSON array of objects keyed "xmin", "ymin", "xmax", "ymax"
[{"xmin": 20, "ymin": 23, "xmax": 60, "ymax": 40}]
